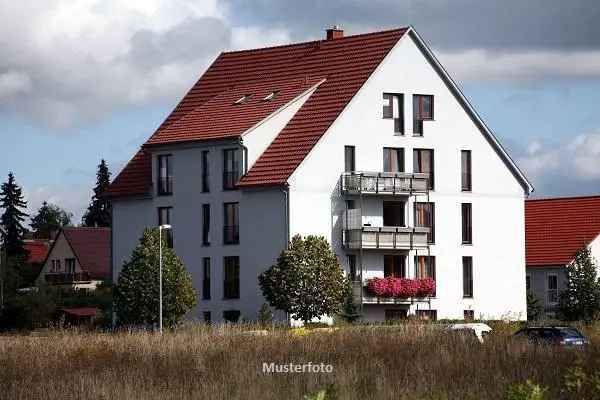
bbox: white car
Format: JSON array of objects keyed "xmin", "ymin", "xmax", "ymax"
[{"xmin": 447, "ymin": 323, "xmax": 492, "ymax": 343}]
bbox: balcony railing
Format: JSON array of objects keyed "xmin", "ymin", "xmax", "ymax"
[
  {"xmin": 45, "ymin": 272, "xmax": 91, "ymax": 284},
  {"xmin": 341, "ymin": 172, "xmax": 429, "ymax": 196},
  {"xmin": 343, "ymin": 226, "xmax": 430, "ymax": 250}
]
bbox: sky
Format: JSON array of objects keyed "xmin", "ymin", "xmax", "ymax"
[{"xmin": 1, "ymin": 0, "xmax": 600, "ymax": 223}]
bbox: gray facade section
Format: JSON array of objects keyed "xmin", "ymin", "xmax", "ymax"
[{"xmin": 526, "ymin": 266, "xmax": 567, "ymax": 316}]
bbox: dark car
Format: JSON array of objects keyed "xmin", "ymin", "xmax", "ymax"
[{"xmin": 514, "ymin": 326, "xmax": 588, "ymax": 347}]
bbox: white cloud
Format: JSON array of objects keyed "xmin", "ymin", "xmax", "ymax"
[
  {"xmin": 24, "ymin": 184, "xmax": 91, "ymax": 225},
  {"xmin": 438, "ymin": 49, "xmax": 600, "ymax": 82},
  {"xmin": 0, "ymin": 71, "xmax": 32, "ymax": 99}
]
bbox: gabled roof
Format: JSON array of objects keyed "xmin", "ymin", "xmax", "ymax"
[
  {"xmin": 526, "ymin": 195, "xmax": 600, "ymax": 266},
  {"xmin": 106, "ymin": 26, "xmax": 532, "ymax": 197},
  {"xmin": 60, "ymin": 227, "xmax": 111, "ymax": 280},
  {"xmin": 24, "ymin": 240, "xmax": 51, "ymax": 264}
]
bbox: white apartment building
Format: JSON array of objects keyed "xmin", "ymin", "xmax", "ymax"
[{"xmin": 106, "ymin": 26, "xmax": 533, "ymax": 323}]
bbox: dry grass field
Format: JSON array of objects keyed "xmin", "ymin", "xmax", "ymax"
[{"xmin": 1, "ymin": 322, "xmax": 599, "ymax": 400}]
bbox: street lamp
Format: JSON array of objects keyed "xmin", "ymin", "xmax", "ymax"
[{"xmin": 158, "ymin": 224, "xmax": 172, "ymax": 334}]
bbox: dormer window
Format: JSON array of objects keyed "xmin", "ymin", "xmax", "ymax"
[
  {"xmin": 234, "ymin": 94, "xmax": 252, "ymax": 105},
  {"xmin": 263, "ymin": 91, "xmax": 279, "ymax": 101}
]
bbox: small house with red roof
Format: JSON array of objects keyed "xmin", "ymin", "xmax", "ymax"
[
  {"xmin": 106, "ymin": 26, "xmax": 532, "ymax": 323},
  {"xmin": 36, "ymin": 227, "xmax": 110, "ymax": 290},
  {"xmin": 21, "ymin": 239, "xmax": 52, "ymax": 286},
  {"xmin": 526, "ymin": 195, "xmax": 600, "ymax": 316}
]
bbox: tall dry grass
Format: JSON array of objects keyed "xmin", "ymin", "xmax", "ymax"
[{"xmin": 0, "ymin": 322, "xmax": 599, "ymax": 399}]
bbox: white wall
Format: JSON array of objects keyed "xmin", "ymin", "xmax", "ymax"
[{"xmin": 287, "ymin": 33, "xmax": 527, "ymax": 320}]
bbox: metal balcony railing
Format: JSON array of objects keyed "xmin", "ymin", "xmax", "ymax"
[
  {"xmin": 343, "ymin": 226, "xmax": 430, "ymax": 250},
  {"xmin": 341, "ymin": 172, "xmax": 429, "ymax": 196},
  {"xmin": 45, "ymin": 272, "xmax": 91, "ymax": 284}
]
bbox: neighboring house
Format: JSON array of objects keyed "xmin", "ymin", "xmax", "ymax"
[
  {"xmin": 106, "ymin": 26, "xmax": 532, "ymax": 323},
  {"xmin": 36, "ymin": 227, "xmax": 110, "ymax": 290},
  {"xmin": 22, "ymin": 239, "xmax": 52, "ymax": 286},
  {"xmin": 526, "ymin": 195, "xmax": 600, "ymax": 316}
]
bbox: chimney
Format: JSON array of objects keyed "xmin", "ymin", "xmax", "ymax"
[{"xmin": 326, "ymin": 25, "xmax": 344, "ymax": 40}]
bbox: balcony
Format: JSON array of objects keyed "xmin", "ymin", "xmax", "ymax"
[
  {"xmin": 45, "ymin": 272, "xmax": 91, "ymax": 285},
  {"xmin": 343, "ymin": 226, "xmax": 429, "ymax": 250},
  {"xmin": 341, "ymin": 172, "xmax": 429, "ymax": 196}
]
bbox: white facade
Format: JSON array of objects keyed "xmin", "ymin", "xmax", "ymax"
[{"xmin": 112, "ymin": 29, "xmax": 530, "ymax": 323}]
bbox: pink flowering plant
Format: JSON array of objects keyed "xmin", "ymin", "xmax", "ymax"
[{"xmin": 365, "ymin": 276, "xmax": 435, "ymax": 298}]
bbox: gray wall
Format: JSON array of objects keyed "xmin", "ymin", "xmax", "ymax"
[{"xmin": 526, "ymin": 266, "xmax": 567, "ymax": 316}]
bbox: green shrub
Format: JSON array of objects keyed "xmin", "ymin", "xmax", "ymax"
[{"xmin": 505, "ymin": 380, "xmax": 547, "ymax": 400}]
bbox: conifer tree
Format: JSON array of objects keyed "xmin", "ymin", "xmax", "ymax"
[
  {"xmin": 82, "ymin": 159, "xmax": 111, "ymax": 227},
  {"xmin": 0, "ymin": 172, "xmax": 28, "ymax": 257}
]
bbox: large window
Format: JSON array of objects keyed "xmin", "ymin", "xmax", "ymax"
[
  {"xmin": 383, "ymin": 93, "xmax": 404, "ymax": 134},
  {"xmin": 223, "ymin": 149, "xmax": 242, "ymax": 190},
  {"xmin": 65, "ymin": 258, "xmax": 76, "ymax": 274},
  {"xmin": 383, "ymin": 147, "xmax": 404, "ymax": 173},
  {"xmin": 547, "ymin": 274, "xmax": 558, "ymax": 305},
  {"xmin": 413, "ymin": 94, "xmax": 434, "ymax": 136},
  {"xmin": 462, "ymin": 203, "xmax": 472, "ymax": 244},
  {"xmin": 461, "ymin": 150, "xmax": 472, "ymax": 191},
  {"xmin": 414, "ymin": 202, "xmax": 435, "ymax": 243},
  {"xmin": 223, "ymin": 202, "xmax": 239, "ymax": 245},
  {"xmin": 202, "ymin": 204, "xmax": 210, "ymax": 246},
  {"xmin": 415, "ymin": 255, "xmax": 436, "ymax": 296},
  {"xmin": 157, "ymin": 154, "xmax": 173, "ymax": 195},
  {"xmin": 202, "ymin": 257, "xmax": 211, "ymax": 300},
  {"xmin": 463, "ymin": 256, "xmax": 473, "ymax": 298},
  {"xmin": 344, "ymin": 145, "xmax": 355, "ymax": 173},
  {"xmin": 383, "ymin": 201, "xmax": 405, "ymax": 227},
  {"xmin": 202, "ymin": 150, "xmax": 210, "ymax": 193},
  {"xmin": 348, "ymin": 254, "xmax": 357, "ymax": 281},
  {"xmin": 157, "ymin": 207, "xmax": 173, "ymax": 248},
  {"xmin": 413, "ymin": 149, "xmax": 434, "ymax": 190},
  {"xmin": 223, "ymin": 256, "xmax": 240, "ymax": 299},
  {"xmin": 384, "ymin": 255, "xmax": 406, "ymax": 278}
]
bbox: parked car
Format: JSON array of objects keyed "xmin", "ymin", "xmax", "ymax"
[
  {"xmin": 514, "ymin": 326, "xmax": 588, "ymax": 347},
  {"xmin": 447, "ymin": 323, "xmax": 492, "ymax": 343}
]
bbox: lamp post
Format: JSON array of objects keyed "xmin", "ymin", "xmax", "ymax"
[{"xmin": 158, "ymin": 224, "xmax": 171, "ymax": 334}]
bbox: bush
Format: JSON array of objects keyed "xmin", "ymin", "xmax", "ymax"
[
  {"xmin": 0, "ymin": 286, "xmax": 60, "ymax": 330},
  {"xmin": 505, "ymin": 380, "xmax": 548, "ymax": 400}
]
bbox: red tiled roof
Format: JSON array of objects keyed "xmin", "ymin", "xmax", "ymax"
[
  {"xmin": 107, "ymin": 28, "xmax": 408, "ymax": 195},
  {"xmin": 63, "ymin": 227, "xmax": 111, "ymax": 280},
  {"xmin": 526, "ymin": 195, "xmax": 600, "ymax": 266},
  {"xmin": 105, "ymin": 149, "xmax": 151, "ymax": 198},
  {"xmin": 24, "ymin": 240, "xmax": 51, "ymax": 264}
]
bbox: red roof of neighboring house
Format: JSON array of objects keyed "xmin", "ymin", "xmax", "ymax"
[
  {"xmin": 62, "ymin": 307, "xmax": 98, "ymax": 317},
  {"xmin": 106, "ymin": 28, "xmax": 409, "ymax": 196},
  {"xmin": 24, "ymin": 240, "xmax": 51, "ymax": 264},
  {"xmin": 526, "ymin": 195, "xmax": 600, "ymax": 266},
  {"xmin": 62, "ymin": 227, "xmax": 111, "ymax": 280}
]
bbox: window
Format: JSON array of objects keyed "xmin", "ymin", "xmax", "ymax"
[
  {"xmin": 464, "ymin": 310, "xmax": 475, "ymax": 321},
  {"xmin": 234, "ymin": 94, "xmax": 251, "ymax": 105},
  {"xmin": 462, "ymin": 203, "xmax": 472, "ymax": 244},
  {"xmin": 383, "ymin": 147, "xmax": 405, "ymax": 173},
  {"xmin": 223, "ymin": 309, "xmax": 241, "ymax": 322},
  {"xmin": 202, "ymin": 257, "xmax": 211, "ymax": 300},
  {"xmin": 157, "ymin": 155, "xmax": 173, "ymax": 195},
  {"xmin": 461, "ymin": 150, "xmax": 472, "ymax": 191},
  {"xmin": 223, "ymin": 149, "xmax": 242, "ymax": 190},
  {"xmin": 223, "ymin": 202, "xmax": 239, "ymax": 245},
  {"xmin": 202, "ymin": 150, "xmax": 209, "ymax": 192},
  {"xmin": 382, "ymin": 93, "xmax": 404, "ymax": 134},
  {"xmin": 416, "ymin": 309, "xmax": 437, "ymax": 321},
  {"xmin": 65, "ymin": 258, "xmax": 76, "ymax": 274},
  {"xmin": 414, "ymin": 202, "xmax": 435, "ymax": 243},
  {"xmin": 547, "ymin": 274, "xmax": 558, "ymax": 305},
  {"xmin": 223, "ymin": 256, "xmax": 240, "ymax": 299},
  {"xmin": 413, "ymin": 149, "xmax": 434, "ymax": 190},
  {"xmin": 202, "ymin": 204, "xmax": 210, "ymax": 246},
  {"xmin": 203, "ymin": 311, "xmax": 211, "ymax": 324},
  {"xmin": 463, "ymin": 256, "xmax": 473, "ymax": 298},
  {"xmin": 385, "ymin": 309, "xmax": 408, "ymax": 321},
  {"xmin": 157, "ymin": 207, "xmax": 173, "ymax": 248},
  {"xmin": 348, "ymin": 255, "xmax": 357, "ymax": 281},
  {"xmin": 384, "ymin": 255, "xmax": 406, "ymax": 278},
  {"xmin": 383, "ymin": 201, "xmax": 405, "ymax": 227},
  {"xmin": 413, "ymin": 94, "xmax": 434, "ymax": 136},
  {"xmin": 263, "ymin": 91, "xmax": 279, "ymax": 101},
  {"xmin": 344, "ymin": 146, "xmax": 355, "ymax": 173},
  {"xmin": 51, "ymin": 259, "xmax": 61, "ymax": 272},
  {"xmin": 526, "ymin": 274, "xmax": 531, "ymax": 292},
  {"xmin": 415, "ymin": 256, "xmax": 436, "ymax": 296}
]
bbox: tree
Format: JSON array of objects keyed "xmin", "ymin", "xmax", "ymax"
[
  {"xmin": 82, "ymin": 159, "xmax": 111, "ymax": 227},
  {"xmin": 30, "ymin": 201, "xmax": 72, "ymax": 239},
  {"xmin": 339, "ymin": 282, "xmax": 361, "ymax": 323},
  {"xmin": 526, "ymin": 292, "xmax": 543, "ymax": 321},
  {"xmin": 559, "ymin": 247, "xmax": 600, "ymax": 322},
  {"xmin": 0, "ymin": 172, "xmax": 28, "ymax": 257},
  {"xmin": 114, "ymin": 228, "xmax": 197, "ymax": 328},
  {"xmin": 259, "ymin": 235, "xmax": 347, "ymax": 324}
]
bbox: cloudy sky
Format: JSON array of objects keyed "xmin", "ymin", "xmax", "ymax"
[{"xmin": 1, "ymin": 0, "xmax": 600, "ymax": 223}]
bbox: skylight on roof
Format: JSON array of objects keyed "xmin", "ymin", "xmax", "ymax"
[
  {"xmin": 234, "ymin": 94, "xmax": 252, "ymax": 105},
  {"xmin": 263, "ymin": 91, "xmax": 279, "ymax": 101}
]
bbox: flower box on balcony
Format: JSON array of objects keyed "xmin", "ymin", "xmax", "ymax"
[{"xmin": 365, "ymin": 277, "xmax": 435, "ymax": 299}]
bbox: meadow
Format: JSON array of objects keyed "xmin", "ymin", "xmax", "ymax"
[{"xmin": 1, "ymin": 322, "xmax": 599, "ymax": 400}]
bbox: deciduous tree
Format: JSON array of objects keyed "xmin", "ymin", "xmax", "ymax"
[
  {"xmin": 30, "ymin": 201, "xmax": 72, "ymax": 239},
  {"xmin": 559, "ymin": 247, "xmax": 600, "ymax": 322}
]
